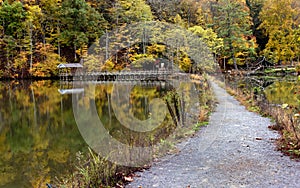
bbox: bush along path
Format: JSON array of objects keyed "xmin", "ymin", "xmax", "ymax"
[{"xmin": 127, "ymin": 81, "xmax": 300, "ymax": 188}]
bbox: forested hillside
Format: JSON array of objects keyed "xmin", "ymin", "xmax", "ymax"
[{"xmin": 0, "ymin": 0, "xmax": 299, "ymax": 78}]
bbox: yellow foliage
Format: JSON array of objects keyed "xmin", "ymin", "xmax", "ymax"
[
  {"xmin": 31, "ymin": 43, "xmax": 62, "ymax": 77},
  {"xmin": 0, "ymin": 168, "xmax": 16, "ymax": 186},
  {"xmin": 260, "ymin": 0, "xmax": 299, "ymax": 62},
  {"xmin": 13, "ymin": 51, "xmax": 28, "ymax": 69},
  {"xmin": 47, "ymin": 149, "xmax": 70, "ymax": 163},
  {"xmin": 101, "ymin": 59, "xmax": 115, "ymax": 71},
  {"xmin": 177, "ymin": 53, "xmax": 192, "ymax": 72},
  {"xmin": 29, "ymin": 172, "xmax": 50, "ymax": 188},
  {"xmin": 75, "ymin": 44, "xmax": 88, "ymax": 56},
  {"xmin": 146, "ymin": 44, "xmax": 166, "ymax": 57}
]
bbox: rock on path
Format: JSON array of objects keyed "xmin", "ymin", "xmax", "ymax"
[{"xmin": 127, "ymin": 81, "xmax": 300, "ymax": 188}]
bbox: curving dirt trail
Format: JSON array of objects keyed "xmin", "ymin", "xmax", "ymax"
[{"xmin": 127, "ymin": 81, "xmax": 300, "ymax": 188}]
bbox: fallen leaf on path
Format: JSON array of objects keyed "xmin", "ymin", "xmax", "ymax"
[
  {"xmin": 116, "ymin": 183, "xmax": 124, "ymax": 188},
  {"xmin": 124, "ymin": 176, "xmax": 134, "ymax": 182},
  {"xmin": 281, "ymin": 103, "xmax": 289, "ymax": 109}
]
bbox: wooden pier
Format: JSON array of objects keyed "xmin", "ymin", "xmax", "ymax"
[{"xmin": 59, "ymin": 71, "xmax": 189, "ymax": 81}]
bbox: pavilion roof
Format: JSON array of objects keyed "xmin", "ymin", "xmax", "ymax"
[{"xmin": 57, "ymin": 63, "xmax": 83, "ymax": 68}]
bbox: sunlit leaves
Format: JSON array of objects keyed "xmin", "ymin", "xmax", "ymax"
[
  {"xmin": 110, "ymin": 0, "xmax": 153, "ymax": 25},
  {"xmin": 31, "ymin": 43, "xmax": 62, "ymax": 77},
  {"xmin": 259, "ymin": 0, "xmax": 300, "ymax": 63},
  {"xmin": 188, "ymin": 26, "xmax": 224, "ymax": 54}
]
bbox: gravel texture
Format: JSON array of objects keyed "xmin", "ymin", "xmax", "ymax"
[{"xmin": 126, "ymin": 81, "xmax": 300, "ymax": 188}]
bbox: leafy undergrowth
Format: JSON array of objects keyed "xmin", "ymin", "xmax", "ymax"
[
  {"xmin": 56, "ymin": 148, "xmax": 141, "ymax": 188},
  {"xmin": 223, "ymin": 77, "xmax": 300, "ymax": 159}
]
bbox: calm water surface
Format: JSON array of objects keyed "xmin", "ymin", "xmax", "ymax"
[
  {"xmin": 264, "ymin": 77, "xmax": 300, "ymax": 109},
  {"xmin": 228, "ymin": 75, "xmax": 300, "ymax": 110},
  {"xmin": 0, "ymin": 80, "xmax": 177, "ymax": 187},
  {"xmin": 0, "ymin": 80, "xmax": 87, "ymax": 187}
]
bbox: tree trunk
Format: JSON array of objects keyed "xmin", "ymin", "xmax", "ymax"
[
  {"xmin": 107, "ymin": 92, "xmax": 112, "ymax": 127},
  {"xmin": 143, "ymin": 28, "xmax": 146, "ymax": 54},
  {"xmin": 74, "ymin": 44, "xmax": 77, "ymax": 61},
  {"xmin": 58, "ymin": 41, "xmax": 61, "ymax": 57},
  {"xmin": 29, "ymin": 22, "xmax": 33, "ymax": 73},
  {"xmin": 105, "ymin": 29, "xmax": 109, "ymax": 61},
  {"xmin": 57, "ymin": 25, "xmax": 61, "ymax": 57},
  {"xmin": 233, "ymin": 55, "xmax": 238, "ymax": 70},
  {"xmin": 223, "ymin": 56, "xmax": 226, "ymax": 71},
  {"xmin": 31, "ymin": 84, "xmax": 37, "ymax": 127}
]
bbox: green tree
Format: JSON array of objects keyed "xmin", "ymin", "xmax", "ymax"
[
  {"xmin": 110, "ymin": 0, "xmax": 153, "ymax": 26},
  {"xmin": 213, "ymin": 0, "xmax": 255, "ymax": 69},
  {"xmin": 245, "ymin": 0, "xmax": 268, "ymax": 51},
  {"xmin": 60, "ymin": 0, "xmax": 106, "ymax": 62},
  {"xmin": 0, "ymin": 1, "xmax": 27, "ymax": 76},
  {"xmin": 39, "ymin": 0, "xmax": 63, "ymax": 55}
]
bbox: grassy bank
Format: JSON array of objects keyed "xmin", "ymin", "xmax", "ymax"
[{"xmin": 223, "ymin": 75, "xmax": 300, "ymax": 158}]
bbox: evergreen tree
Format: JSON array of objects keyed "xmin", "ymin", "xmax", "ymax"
[
  {"xmin": 213, "ymin": 0, "xmax": 255, "ymax": 69},
  {"xmin": 245, "ymin": 0, "xmax": 268, "ymax": 51},
  {"xmin": 60, "ymin": 0, "xmax": 106, "ymax": 62}
]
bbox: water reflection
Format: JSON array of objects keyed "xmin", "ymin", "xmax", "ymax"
[
  {"xmin": 227, "ymin": 76, "xmax": 300, "ymax": 109},
  {"xmin": 72, "ymin": 81, "xmax": 182, "ymax": 167},
  {"xmin": 0, "ymin": 81, "xmax": 87, "ymax": 187},
  {"xmin": 264, "ymin": 79, "xmax": 300, "ymax": 108},
  {"xmin": 0, "ymin": 80, "xmax": 197, "ymax": 187}
]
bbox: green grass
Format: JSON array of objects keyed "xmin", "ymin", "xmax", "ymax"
[
  {"xmin": 193, "ymin": 121, "xmax": 209, "ymax": 131},
  {"xmin": 264, "ymin": 67, "xmax": 296, "ymax": 74}
]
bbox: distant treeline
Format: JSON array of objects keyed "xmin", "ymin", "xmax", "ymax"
[{"xmin": 0, "ymin": 0, "xmax": 300, "ymax": 78}]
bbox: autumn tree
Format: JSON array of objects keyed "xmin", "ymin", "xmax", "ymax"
[
  {"xmin": 212, "ymin": 0, "xmax": 256, "ymax": 69},
  {"xmin": 188, "ymin": 26, "xmax": 223, "ymax": 55},
  {"xmin": 146, "ymin": 0, "xmax": 203, "ymax": 27},
  {"xmin": 24, "ymin": 4, "xmax": 44, "ymax": 72},
  {"xmin": 294, "ymin": 26, "xmax": 300, "ymax": 62},
  {"xmin": 259, "ymin": 0, "xmax": 299, "ymax": 64},
  {"xmin": 110, "ymin": 0, "xmax": 153, "ymax": 26}
]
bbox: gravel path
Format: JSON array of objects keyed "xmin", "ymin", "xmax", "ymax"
[{"xmin": 127, "ymin": 81, "xmax": 300, "ymax": 188}]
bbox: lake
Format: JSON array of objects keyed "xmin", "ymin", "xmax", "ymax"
[
  {"xmin": 0, "ymin": 80, "xmax": 88, "ymax": 187},
  {"xmin": 0, "ymin": 79, "xmax": 201, "ymax": 187},
  {"xmin": 263, "ymin": 77, "xmax": 300, "ymax": 109},
  {"xmin": 228, "ymin": 75, "xmax": 300, "ymax": 109}
]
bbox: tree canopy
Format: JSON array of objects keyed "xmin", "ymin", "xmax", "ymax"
[
  {"xmin": 259, "ymin": 0, "xmax": 300, "ymax": 64},
  {"xmin": 0, "ymin": 0, "xmax": 300, "ymax": 78}
]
